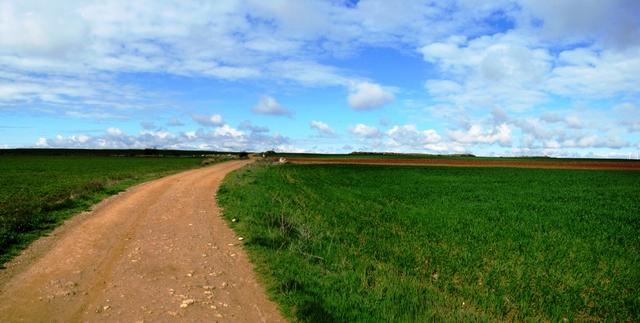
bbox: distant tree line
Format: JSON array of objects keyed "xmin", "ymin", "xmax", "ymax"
[{"xmin": 0, "ymin": 148, "xmax": 250, "ymax": 158}]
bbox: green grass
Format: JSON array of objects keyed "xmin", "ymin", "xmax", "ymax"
[
  {"xmin": 0, "ymin": 155, "xmax": 205, "ymax": 264},
  {"xmin": 218, "ymin": 162, "xmax": 640, "ymax": 322}
]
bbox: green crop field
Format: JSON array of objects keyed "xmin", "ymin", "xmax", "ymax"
[
  {"xmin": 218, "ymin": 162, "xmax": 640, "ymax": 322},
  {"xmin": 271, "ymin": 152, "xmax": 635, "ymax": 163},
  {"xmin": 0, "ymin": 155, "xmax": 206, "ymax": 264}
]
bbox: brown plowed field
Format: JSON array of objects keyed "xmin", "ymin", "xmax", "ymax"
[{"xmin": 282, "ymin": 157, "xmax": 640, "ymax": 170}]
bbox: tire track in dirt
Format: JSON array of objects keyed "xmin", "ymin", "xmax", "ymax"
[{"xmin": 0, "ymin": 160, "xmax": 284, "ymax": 322}]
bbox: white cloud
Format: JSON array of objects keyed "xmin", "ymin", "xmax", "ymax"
[
  {"xmin": 420, "ymin": 29, "xmax": 640, "ymax": 114},
  {"xmin": 35, "ymin": 137, "xmax": 47, "ymax": 147},
  {"xmin": 213, "ymin": 124, "xmax": 243, "ymax": 138},
  {"xmin": 545, "ymin": 47, "xmax": 640, "ymax": 98},
  {"xmin": 106, "ymin": 127, "xmax": 123, "ymax": 136},
  {"xmin": 346, "ymin": 123, "xmax": 467, "ymax": 154},
  {"xmin": 2, "ymin": 1, "xmax": 637, "ymax": 87},
  {"xmin": 552, "ymin": 135, "xmax": 629, "ymax": 150},
  {"xmin": 0, "ymin": 1, "xmax": 89, "ymax": 57},
  {"xmin": 310, "ymin": 120, "xmax": 335, "ymax": 135},
  {"xmin": 383, "ymin": 124, "xmax": 467, "ymax": 153},
  {"xmin": 0, "ymin": 1, "xmax": 476, "ymax": 87},
  {"xmin": 273, "ymin": 144, "xmax": 307, "ymax": 154},
  {"xmin": 350, "ymin": 123, "xmax": 380, "ymax": 138},
  {"xmin": 192, "ymin": 114, "xmax": 224, "ymax": 127},
  {"xmin": 0, "ymin": 69, "xmax": 169, "ymax": 115},
  {"xmin": 347, "ymin": 81, "xmax": 394, "ymax": 110},
  {"xmin": 513, "ymin": 117, "xmax": 557, "ymax": 140},
  {"xmin": 268, "ymin": 60, "xmax": 349, "ymax": 87},
  {"xmin": 252, "ymin": 96, "xmax": 292, "ymax": 116},
  {"xmin": 386, "ymin": 124, "xmax": 441, "ymax": 148},
  {"xmin": 517, "ymin": 0, "xmax": 640, "ymax": 49},
  {"xmin": 424, "ymin": 142, "xmax": 465, "ymax": 153},
  {"xmin": 35, "ymin": 124, "xmax": 290, "ymax": 151},
  {"xmin": 4, "ymin": 0, "xmax": 639, "ymax": 156},
  {"xmin": 543, "ymin": 139, "xmax": 561, "ymax": 149},
  {"xmin": 449, "ymin": 123, "xmax": 512, "ymax": 146},
  {"xmin": 540, "ymin": 113, "xmax": 584, "ymax": 129},
  {"xmin": 424, "ymin": 79, "xmax": 462, "ymax": 95},
  {"xmin": 509, "ymin": 112, "xmax": 632, "ymax": 151},
  {"xmin": 420, "ymin": 32, "xmax": 552, "ymax": 111},
  {"xmin": 184, "ymin": 131, "xmax": 197, "ymax": 140}
]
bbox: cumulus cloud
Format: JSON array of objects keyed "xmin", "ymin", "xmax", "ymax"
[
  {"xmin": 386, "ymin": 124, "xmax": 441, "ymax": 147},
  {"xmin": 106, "ymin": 127, "xmax": 123, "ymax": 136},
  {"xmin": 2, "ymin": 1, "xmax": 637, "ymax": 94},
  {"xmin": 192, "ymin": 114, "xmax": 224, "ymax": 127},
  {"xmin": 4, "ymin": 0, "xmax": 639, "ymax": 156},
  {"xmin": 310, "ymin": 120, "xmax": 335, "ymax": 135},
  {"xmin": 449, "ymin": 123, "xmax": 512, "ymax": 147},
  {"xmin": 35, "ymin": 124, "xmax": 290, "ymax": 151},
  {"xmin": 420, "ymin": 33, "xmax": 552, "ymax": 111},
  {"xmin": 420, "ymin": 29, "xmax": 640, "ymax": 113},
  {"xmin": 213, "ymin": 124, "xmax": 243, "ymax": 138},
  {"xmin": 543, "ymin": 135, "xmax": 628, "ymax": 150},
  {"xmin": 252, "ymin": 96, "xmax": 292, "ymax": 116},
  {"xmin": 473, "ymin": 108, "xmax": 628, "ymax": 153},
  {"xmin": 504, "ymin": 110, "xmax": 633, "ymax": 152},
  {"xmin": 346, "ymin": 123, "xmax": 468, "ymax": 154},
  {"xmin": 546, "ymin": 47, "xmax": 640, "ymax": 98},
  {"xmin": 513, "ymin": 117, "xmax": 557, "ymax": 140},
  {"xmin": 386, "ymin": 125, "xmax": 427, "ymax": 140},
  {"xmin": 350, "ymin": 123, "xmax": 380, "ymax": 138},
  {"xmin": 0, "ymin": 1, "xmax": 484, "ymax": 92},
  {"xmin": 347, "ymin": 81, "xmax": 394, "ymax": 110}
]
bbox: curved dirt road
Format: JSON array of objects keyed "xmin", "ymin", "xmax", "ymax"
[{"xmin": 0, "ymin": 160, "xmax": 284, "ymax": 322}]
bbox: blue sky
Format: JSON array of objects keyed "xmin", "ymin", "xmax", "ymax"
[{"xmin": 1, "ymin": 0, "xmax": 639, "ymax": 157}]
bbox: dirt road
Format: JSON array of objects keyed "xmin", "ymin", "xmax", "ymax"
[{"xmin": 0, "ymin": 160, "xmax": 284, "ymax": 322}]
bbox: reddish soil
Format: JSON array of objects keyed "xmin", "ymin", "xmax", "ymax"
[
  {"xmin": 0, "ymin": 160, "xmax": 284, "ymax": 323},
  {"xmin": 282, "ymin": 157, "xmax": 640, "ymax": 170}
]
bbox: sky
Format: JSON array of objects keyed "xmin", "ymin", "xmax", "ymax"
[{"xmin": 1, "ymin": 0, "xmax": 639, "ymax": 158}]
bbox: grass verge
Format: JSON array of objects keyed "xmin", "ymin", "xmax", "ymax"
[{"xmin": 0, "ymin": 155, "xmax": 207, "ymax": 264}]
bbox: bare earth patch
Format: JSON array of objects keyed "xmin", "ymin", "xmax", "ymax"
[{"xmin": 0, "ymin": 160, "xmax": 284, "ymax": 322}]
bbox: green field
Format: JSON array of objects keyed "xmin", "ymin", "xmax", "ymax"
[
  {"xmin": 0, "ymin": 155, "xmax": 205, "ymax": 264},
  {"xmin": 218, "ymin": 162, "xmax": 640, "ymax": 321},
  {"xmin": 271, "ymin": 152, "xmax": 636, "ymax": 163}
]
